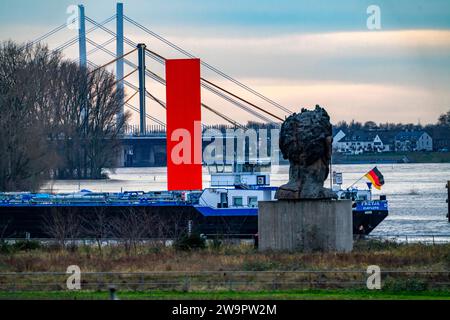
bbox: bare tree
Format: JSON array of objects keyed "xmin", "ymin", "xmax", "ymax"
[
  {"xmin": 81, "ymin": 207, "xmax": 112, "ymax": 254},
  {"xmin": 51, "ymin": 62, "xmax": 130, "ymax": 179},
  {"xmin": 0, "ymin": 41, "xmax": 61, "ymax": 191},
  {"xmin": 0, "ymin": 40, "xmax": 130, "ymax": 191},
  {"xmin": 160, "ymin": 212, "xmax": 190, "ymax": 240},
  {"xmin": 43, "ymin": 208, "xmax": 81, "ymax": 249},
  {"xmin": 109, "ymin": 209, "xmax": 161, "ymax": 255}
]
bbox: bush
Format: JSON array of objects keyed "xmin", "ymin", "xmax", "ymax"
[
  {"xmin": 353, "ymin": 239, "xmax": 401, "ymax": 251},
  {"xmin": 209, "ymin": 237, "xmax": 223, "ymax": 250},
  {"xmin": 0, "ymin": 240, "xmax": 42, "ymax": 254},
  {"xmin": 242, "ymin": 260, "xmax": 280, "ymax": 271},
  {"xmin": 383, "ymin": 278, "xmax": 428, "ymax": 292},
  {"xmin": 174, "ymin": 233, "xmax": 206, "ymax": 251},
  {"xmin": 13, "ymin": 240, "xmax": 42, "ymax": 251},
  {"xmin": 147, "ymin": 246, "xmax": 162, "ymax": 254},
  {"xmin": 0, "ymin": 241, "xmax": 14, "ymax": 254}
]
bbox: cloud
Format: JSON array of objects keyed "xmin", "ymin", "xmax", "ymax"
[{"xmin": 1, "ymin": 11, "xmax": 449, "ymax": 125}]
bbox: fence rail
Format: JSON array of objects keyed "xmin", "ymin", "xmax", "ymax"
[
  {"xmin": 367, "ymin": 234, "xmax": 450, "ymax": 244},
  {"xmin": 4, "ymin": 234, "xmax": 450, "ymax": 244},
  {"xmin": 0, "ymin": 270, "xmax": 449, "ymax": 292}
]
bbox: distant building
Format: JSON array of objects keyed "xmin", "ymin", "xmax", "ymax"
[
  {"xmin": 395, "ymin": 131, "xmax": 433, "ymax": 151},
  {"xmin": 376, "ymin": 130, "xmax": 399, "ymax": 152},
  {"xmin": 335, "ymin": 130, "xmax": 389, "ymax": 154},
  {"xmin": 427, "ymin": 127, "xmax": 450, "ymax": 151},
  {"xmin": 332, "ymin": 129, "xmax": 346, "ymax": 150}
]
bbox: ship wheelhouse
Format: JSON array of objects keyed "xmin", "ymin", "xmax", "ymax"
[{"xmin": 197, "ymin": 161, "xmax": 276, "ymax": 212}]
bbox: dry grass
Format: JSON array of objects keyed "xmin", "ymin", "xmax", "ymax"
[{"xmin": 0, "ymin": 240, "xmax": 449, "ymax": 273}]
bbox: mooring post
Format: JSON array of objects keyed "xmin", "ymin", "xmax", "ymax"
[
  {"xmin": 78, "ymin": 5, "xmax": 87, "ymax": 69},
  {"xmin": 137, "ymin": 43, "xmax": 147, "ymax": 135},
  {"xmin": 447, "ymin": 181, "xmax": 450, "ymax": 222},
  {"xmin": 109, "ymin": 285, "xmax": 119, "ymax": 300},
  {"xmin": 116, "ymin": 3, "xmax": 124, "ymax": 125}
]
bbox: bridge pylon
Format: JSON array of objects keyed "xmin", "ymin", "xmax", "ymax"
[
  {"xmin": 116, "ymin": 3, "xmax": 125, "ymax": 126},
  {"xmin": 137, "ymin": 43, "xmax": 147, "ymax": 135},
  {"xmin": 78, "ymin": 5, "xmax": 87, "ymax": 69}
]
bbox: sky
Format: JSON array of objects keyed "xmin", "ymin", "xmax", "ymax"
[{"xmin": 0, "ymin": 0, "xmax": 449, "ymax": 126}]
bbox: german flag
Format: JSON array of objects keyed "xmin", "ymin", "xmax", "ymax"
[{"xmin": 365, "ymin": 167, "xmax": 385, "ymax": 190}]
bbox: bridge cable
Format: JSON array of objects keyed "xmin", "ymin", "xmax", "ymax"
[
  {"xmin": 88, "ymin": 48, "xmax": 137, "ymax": 75},
  {"xmin": 88, "ymin": 68, "xmax": 138, "ymax": 100},
  {"xmin": 53, "ymin": 15, "xmax": 115, "ymax": 52},
  {"xmin": 85, "ymin": 37, "xmax": 242, "ymax": 127},
  {"xmin": 142, "ymin": 48, "xmax": 279, "ymax": 123},
  {"xmin": 86, "ymin": 37, "xmax": 116, "ymax": 56},
  {"xmin": 85, "ymin": 38, "xmax": 167, "ymax": 106},
  {"xmin": 84, "ymin": 17, "xmax": 284, "ymax": 122},
  {"xmin": 201, "ymin": 82, "xmax": 275, "ymax": 124},
  {"xmin": 200, "ymin": 78, "xmax": 283, "ymax": 121},
  {"xmin": 85, "ymin": 16, "xmax": 165, "ymax": 65},
  {"xmin": 123, "ymin": 90, "xmax": 138, "ymax": 105},
  {"xmin": 53, "ymin": 37, "xmax": 79, "ymax": 52},
  {"xmin": 86, "ymin": 37, "xmax": 229, "ymax": 124},
  {"xmin": 123, "ymin": 15, "xmax": 292, "ymax": 115},
  {"xmin": 88, "ymin": 59, "xmax": 166, "ymax": 127},
  {"xmin": 21, "ymin": 19, "xmax": 75, "ymax": 50},
  {"xmin": 125, "ymin": 102, "xmax": 165, "ymax": 127}
]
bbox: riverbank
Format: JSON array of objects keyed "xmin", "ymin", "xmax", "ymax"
[
  {"xmin": 0, "ymin": 240, "xmax": 449, "ymax": 299},
  {"xmin": 332, "ymin": 152, "xmax": 450, "ymax": 164},
  {"xmin": 1, "ymin": 240, "xmax": 449, "ymax": 273}
]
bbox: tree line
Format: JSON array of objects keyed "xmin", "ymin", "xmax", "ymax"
[
  {"xmin": 333, "ymin": 110, "xmax": 450, "ymax": 133},
  {"xmin": 0, "ymin": 41, "xmax": 130, "ymax": 192}
]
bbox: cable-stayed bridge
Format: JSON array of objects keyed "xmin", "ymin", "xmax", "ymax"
[{"xmin": 22, "ymin": 3, "xmax": 291, "ymax": 166}]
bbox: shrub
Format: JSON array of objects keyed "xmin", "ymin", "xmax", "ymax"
[
  {"xmin": 209, "ymin": 237, "xmax": 223, "ymax": 250},
  {"xmin": 12, "ymin": 240, "xmax": 41, "ymax": 251},
  {"xmin": 174, "ymin": 233, "xmax": 206, "ymax": 251},
  {"xmin": 383, "ymin": 278, "xmax": 428, "ymax": 292},
  {"xmin": 353, "ymin": 239, "xmax": 401, "ymax": 251},
  {"xmin": 0, "ymin": 241, "xmax": 14, "ymax": 254},
  {"xmin": 147, "ymin": 246, "xmax": 162, "ymax": 254},
  {"xmin": 242, "ymin": 260, "xmax": 280, "ymax": 271}
]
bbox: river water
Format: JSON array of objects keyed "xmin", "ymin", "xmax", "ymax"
[{"xmin": 41, "ymin": 163, "xmax": 450, "ymax": 240}]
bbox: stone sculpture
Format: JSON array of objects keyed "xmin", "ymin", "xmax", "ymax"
[{"xmin": 275, "ymin": 105, "xmax": 336, "ymax": 200}]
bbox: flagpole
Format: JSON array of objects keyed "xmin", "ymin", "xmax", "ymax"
[
  {"xmin": 346, "ymin": 174, "xmax": 366, "ymax": 190},
  {"xmin": 330, "ymin": 153, "xmax": 333, "ymax": 189}
]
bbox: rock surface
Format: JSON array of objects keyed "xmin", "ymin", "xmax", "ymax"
[{"xmin": 275, "ymin": 105, "xmax": 336, "ymax": 200}]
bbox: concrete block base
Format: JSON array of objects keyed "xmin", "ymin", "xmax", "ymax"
[{"xmin": 258, "ymin": 200, "xmax": 352, "ymax": 252}]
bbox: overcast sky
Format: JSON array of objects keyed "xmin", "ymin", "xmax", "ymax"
[{"xmin": 1, "ymin": 0, "xmax": 449, "ymax": 126}]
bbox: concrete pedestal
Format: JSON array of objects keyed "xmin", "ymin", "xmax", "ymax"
[{"xmin": 258, "ymin": 200, "xmax": 352, "ymax": 252}]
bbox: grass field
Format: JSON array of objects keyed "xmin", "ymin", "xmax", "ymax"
[
  {"xmin": 1, "ymin": 289, "xmax": 449, "ymax": 300},
  {"xmin": 0, "ymin": 240, "xmax": 449, "ymax": 299},
  {"xmin": 1, "ymin": 240, "xmax": 449, "ymax": 273}
]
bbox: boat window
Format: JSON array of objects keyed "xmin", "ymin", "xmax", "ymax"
[
  {"xmin": 257, "ymin": 175, "xmax": 266, "ymax": 185},
  {"xmin": 220, "ymin": 193, "xmax": 228, "ymax": 205},
  {"xmin": 248, "ymin": 196, "xmax": 258, "ymax": 207},
  {"xmin": 232, "ymin": 196, "xmax": 243, "ymax": 207}
]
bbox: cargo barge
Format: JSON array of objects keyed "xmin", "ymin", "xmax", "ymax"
[{"xmin": 0, "ymin": 163, "xmax": 388, "ymax": 239}]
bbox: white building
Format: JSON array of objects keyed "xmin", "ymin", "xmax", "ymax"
[
  {"xmin": 395, "ymin": 131, "xmax": 433, "ymax": 151},
  {"xmin": 334, "ymin": 130, "xmax": 389, "ymax": 154}
]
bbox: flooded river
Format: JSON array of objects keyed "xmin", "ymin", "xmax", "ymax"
[{"xmin": 42, "ymin": 163, "xmax": 450, "ymax": 240}]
